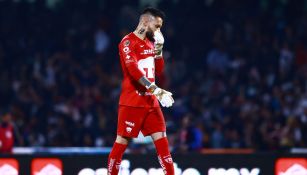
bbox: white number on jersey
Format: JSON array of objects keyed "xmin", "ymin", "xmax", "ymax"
[{"xmin": 138, "ymin": 57, "xmax": 155, "ymax": 79}]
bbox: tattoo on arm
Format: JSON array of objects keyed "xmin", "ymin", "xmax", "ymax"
[{"xmin": 138, "ymin": 76, "xmax": 157, "ymax": 92}]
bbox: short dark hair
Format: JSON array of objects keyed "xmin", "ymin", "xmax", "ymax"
[{"xmin": 142, "ymin": 7, "xmax": 165, "ymax": 20}]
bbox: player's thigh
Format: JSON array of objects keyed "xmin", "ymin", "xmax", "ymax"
[
  {"xmin": 141, "ymin": 107, "xmax": 166, "ymax": 136},
  {"xmin": 117, "ymin": 106, "xmax": 147, "ymax": 138}
]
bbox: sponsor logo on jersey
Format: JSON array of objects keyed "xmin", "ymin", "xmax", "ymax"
[
  {"xmin": 125, "ymin": 121, "xmax": 135, "ymax": 127},
  {"xmin": 141, "ymin": 49, "xmax": 154, "ymax": 55}
]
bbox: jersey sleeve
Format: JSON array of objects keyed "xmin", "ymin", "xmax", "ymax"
[
  {"xmin": 154, "ymin": 57, "xmax": 164, "ymax": 76},
  {"xmin": 119, "ymin": 39, "xmax": 144, "ymax": 81}
]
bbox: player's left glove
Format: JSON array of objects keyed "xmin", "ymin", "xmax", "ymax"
[
  {"xmin": 147, "ymin": 83, "xmax": 174, "ymax": 108},
  {"xmin": 154, "ymin": 30, "xmax": 164, "ymax": 58},
  {"xmin": 152, "ymin": 88, "xmax": 174, "ymax": 108}
]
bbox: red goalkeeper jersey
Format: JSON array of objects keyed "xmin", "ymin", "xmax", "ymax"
[
  {"xmin": 118, "ymin": 32, "xmax": 164, "ymax": 107},
  {"xmin": 0, "ymin": 124, "xmax": 14, "ymax": 153}
]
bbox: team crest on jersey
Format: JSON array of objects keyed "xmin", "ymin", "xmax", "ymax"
[
  {"xmin": 126, "ymin": 127, "xmax": 132, "ymax": 133},
  {"xmin": 163, "ymin": 156, "xmax": 173, "ymax": 164},
  {"xmin": 124, "ymin": 40, "xmax": 130, "ymax": 46}
]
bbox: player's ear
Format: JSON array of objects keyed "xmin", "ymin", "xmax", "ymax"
[
  {"xmin": 141, "ymin": 14, "xmax": 151, "ymax": 27},
  {"xmin": 143, "ymin": 19, "xmax": 149, "ymax": 27}
]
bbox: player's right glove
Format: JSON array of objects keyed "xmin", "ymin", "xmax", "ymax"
[
  {"xmin": 153, "ymin": 30, "xmax": 164, "ymax": 58},
  {"xmin": 148, "ymin": 83, "xmax": 174, "ymax": 108}
]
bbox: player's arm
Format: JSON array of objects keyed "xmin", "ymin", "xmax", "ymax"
[
  {"xmin": 119, "ymin": 40, "xmax": 144, "ymax": 81},
  {"xmin": 120, "ymin": 39, "xmax": 164, "ymax": 83},
  {"xmin": 154, "ymin": 30, "xmax": 165, "ymax": 76},
  {"xmin": 151, "ymin": 30, "xmax": 174, "ymax": 107},
  {"xmin": 154, "ymin": 30, "xmax": 164, "ymax": 59},
  {"xmin": 119, "ymin": 39, "xmax": 174, "ymax": 107},
  {"xmin": 155, "ymin": 58, "xmax": 164, "ymax": 76},
  {"xmin": 138, "ymin": 76, "xmax": 174, "ymax": 108}
]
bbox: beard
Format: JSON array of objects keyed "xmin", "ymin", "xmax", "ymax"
[{"xmin": 146, "ymin": 30, "xmax": 155, "ymax": 42}]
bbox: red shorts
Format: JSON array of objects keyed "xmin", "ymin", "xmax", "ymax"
[{"xmin": 117, "ymin": 105, "xmax": 166, "ymax": 138}]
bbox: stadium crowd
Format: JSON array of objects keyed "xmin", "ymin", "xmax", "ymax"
[{"xmin": 0, "ymin": 0, "xmax": 307, "ymax": 152}]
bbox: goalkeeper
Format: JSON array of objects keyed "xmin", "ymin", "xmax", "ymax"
[{"xmin": 107, "ymin": 7, "xmax": 175, "ymax": 175}]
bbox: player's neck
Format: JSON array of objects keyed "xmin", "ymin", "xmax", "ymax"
[{"xmin": 133, "ymin": 27, "xmax": 146, "ymax": 40}]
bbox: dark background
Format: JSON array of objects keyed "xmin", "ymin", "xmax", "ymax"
[{"xmin": 0, "ymin": 0, "xmax": 307, "ymax": 151}]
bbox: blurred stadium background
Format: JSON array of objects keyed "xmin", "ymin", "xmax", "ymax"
[{"xmin": 0, "ymin": 0, "xmax": 307, "ymax": 174}]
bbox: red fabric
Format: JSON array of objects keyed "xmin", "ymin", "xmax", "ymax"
[
  {"xmin": 154, "ymin": 58, "xmax": 165, "ymax": 76},
  {"xmin": 107, "ymin": 142, "xmax": 128, "ymax": 175},
  {"xmin": 154, "ymin": 137, "xmax": 175, "ymax": 175},
  {"xmin": 295, "ymin": 44, "xmax": 307, "ymax": 67},
  {"xmin": 118, "ymin": 32, "xmax": 163, "ymax": 107},
  {"xmin": 0, "ymin": 124, "xmax": 14, "ymax": 153},
  {"xmin": 117, "ymin": 106, "xmax": 166, "ymax": 138}
]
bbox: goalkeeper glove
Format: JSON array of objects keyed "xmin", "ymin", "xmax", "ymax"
[
  {"xmin": 153, "ymin": 30, "xmax": 164, "ymax": 58},
  {"xmin": 148, "ymin": 83, "xmax": 174, "ymax": 108}
]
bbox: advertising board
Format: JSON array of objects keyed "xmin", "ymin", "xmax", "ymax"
[{"xmin": 1, "ymin": 153, "xmax": 306, "ymax": 175}]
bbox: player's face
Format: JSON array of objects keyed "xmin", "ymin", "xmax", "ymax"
[{"xmin": 146, "ymin": 17, "xmax": 163, "ymax": 42}]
